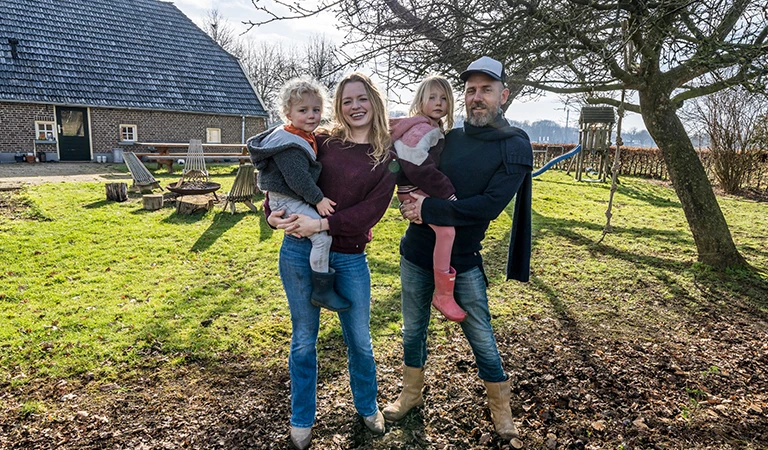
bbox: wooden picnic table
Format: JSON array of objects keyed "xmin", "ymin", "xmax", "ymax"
[{"xmin": 133, "ymin": 142, "xmax": 249, "ymax": 172}]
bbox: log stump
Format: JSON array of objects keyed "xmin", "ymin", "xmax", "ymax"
[
  {"xmin": 176, "ymin": 195, "xmax": 214, "ymax": 215},
  {"xmin": 142, "ymin": 194, "xmax": 164, "ymax": 211},
  {"xmin": 105, "ymin": 182, "xmax": 128, "ymax": 202}
]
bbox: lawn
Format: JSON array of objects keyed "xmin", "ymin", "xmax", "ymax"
[{"xmin": 1, "ymin": 167, "xmax": 766, "ymax": 449}]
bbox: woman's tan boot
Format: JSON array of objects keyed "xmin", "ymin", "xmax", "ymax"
[
  {"xmin": 382, "ymin": 366, "xmax": 425, "ymax": 421},
  {"xmin": 483, "ymin": 379, "xmax": 519, "ymax": 440}
]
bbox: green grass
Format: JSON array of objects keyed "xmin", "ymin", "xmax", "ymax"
[{"xmin": 1, "ymin": 168, "xmax": 766, "ymax": 386}]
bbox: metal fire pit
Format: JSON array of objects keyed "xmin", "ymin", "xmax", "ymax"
[
  {"xmin": 168, "ymin": 141, "xmax": 221, "ymax": 200},
  {"xmin": 166, "ymin": 181, "xmax": 221, "ymax": 199}
]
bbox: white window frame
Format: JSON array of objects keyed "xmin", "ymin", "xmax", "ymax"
[
  {"xmin": 206, "ymin": 128, "xmax": 221, "ymax": 144},
  {"xmin": 120, "ymin": 124, "xmax": 138, "ymax": 142},
  {"xmin": 35, "ymin": 121, "xmax": 56, "ymax": 141}
]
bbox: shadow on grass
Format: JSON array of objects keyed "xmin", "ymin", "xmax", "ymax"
[
  {"xmin": 617, "ymin": 184, "xmax": 682, "ymax": 208},
  {"xmin": 129, "ymin": 203, "xmax": 177, "ymax": 215},
  {"xmin": 190, "ymin": 211, "xmax": 246, "ymax": 252},
  {"xmin": 535, "ymin": 174, "xmax": 681, "ymax": 208},
  {"xmin": 367, "ymin": 254, "xmax": 401, "ymax": 275},
  {"xmin": 257, "ymin": 210, "xmax": 274, "ymax": 242},
  {"xmin": 531, "ymin": 201, "xmax": 693, "ymax": 246},
  {"xmin": 82, "ymin": 199, "xmax": 112, "ymax": 209},
  {"xmin": 491, "ymin": 204, "xmax": 768, "ymax": 324},
  {"xmin": 533, "ymin": 178, "xmax": 610, "ymax": 190},
  {"xmin": 161, "ymin": 210, "xmax": 209, "ymax": 224}
]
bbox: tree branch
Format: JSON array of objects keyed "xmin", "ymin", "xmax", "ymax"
[{"xmin": 586, "ymin": 96, "xmax": 641, "ymax": 113}]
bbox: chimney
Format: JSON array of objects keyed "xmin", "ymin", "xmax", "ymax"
[{"xmin": 8, "ymin": 38, "xmax": 19, "ymax": 59}]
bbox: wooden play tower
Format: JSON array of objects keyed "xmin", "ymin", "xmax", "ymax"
[{"xmin": 573, "ymin": 106, "xmax": 616, "ymax": 182}]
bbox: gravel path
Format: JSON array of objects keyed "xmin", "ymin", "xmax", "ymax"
[{"xmin": 0, "ymin": 162, "xmax": 132, "ymax": 189}]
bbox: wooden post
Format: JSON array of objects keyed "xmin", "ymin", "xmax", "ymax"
[
  {"xmin": 105, "ymin": 182, "xmax": 128, "ymax": 202},
  {"xmin": 142, "ymin": 194, "xmax": 164, "ymax": 211}
]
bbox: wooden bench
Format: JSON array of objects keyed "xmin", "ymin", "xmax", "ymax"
[{"xmin": 133, "ymin": 142, "xmax": 250, "ymax": 172}]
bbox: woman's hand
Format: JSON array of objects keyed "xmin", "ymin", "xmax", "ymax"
[
  {"xmin": 289, "ymin": 214, "xmax": 328, "ymax": 238},
  {"xmin": 399, "ymin": 193, "xmax": 425, "ymax": 224}
]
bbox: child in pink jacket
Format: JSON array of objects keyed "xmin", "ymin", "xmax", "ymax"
[{"xmin": 391, "ymin": 75, "xmax": 465, "ymax": 322}]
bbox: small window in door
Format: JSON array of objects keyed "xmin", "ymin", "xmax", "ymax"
[
  {"xmin": 206, "ymin": 128, "xmax": 221, "ymax": 144},
  {"xmin": 120, "ymin": 124, "xmax": 137, "ymax": 142},
  {"xmin": 35, "ymin": 121, "xmax": 56, "ymax": 141},
  {"xmin": 61, "ymin": 111, "xmax": 85, "ymax": 136}
]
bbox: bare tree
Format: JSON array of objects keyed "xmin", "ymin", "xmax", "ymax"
[
  {"xmin": 691, "ymin": 88, "xmax": 768, "ymax": 194},
  {"xmin": 239, "ymin": 37, "xmax": 342, "ymax": 122},
  {"xmin": 304, "ymin": 34, "xmax": 343, "ymax": 91},
  {"xmin": 245, "ymin": 0, "xmax": 550, "ymax": 110},
  {"xmin": 240, "ymin": 40, "xmax": 298, "ymax": 123},
  {"xmin": 202, "ymin": 8, "xmax": 244, "ymax": 58},
  {"xmin": 246, "ymin": 0, "xmax": 768, "ymax": 269}
]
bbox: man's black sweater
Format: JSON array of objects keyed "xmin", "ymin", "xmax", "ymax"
[{"xmin": 400, "ymin": 113, "xmax": 533, "ymax": 282}]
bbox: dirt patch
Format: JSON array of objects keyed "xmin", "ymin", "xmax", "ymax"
[
  {"xmin": 0, "ymin": 162, "xmax": 132, "ymax": 189},
  {"xmin": 0, "ymin": 191, "xmax": 29, "ymax": 219}
]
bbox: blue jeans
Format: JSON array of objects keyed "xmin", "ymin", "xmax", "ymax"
[
  {"xmin": 279, "ymin": 235, "xmax": 379, "ymax": 428},
  {"xmin": 400, "ymin": 257, "xmax": 507, "ymax": 382}
]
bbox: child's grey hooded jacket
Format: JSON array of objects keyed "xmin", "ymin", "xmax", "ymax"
[{"xmin": 247, "ymin": 125, "xmax": 324, "ymax": 205}]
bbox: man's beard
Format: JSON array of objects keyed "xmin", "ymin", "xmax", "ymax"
[{"xmin": 466, "ymin": 102, "xmax": 497, "ymax": 127}]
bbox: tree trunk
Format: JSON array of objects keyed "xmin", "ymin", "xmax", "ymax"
[
  {"xmin": 639, "ymin": 89, "xmax": 747, "ymax": 269},
  {"xmin": 176, "ymin": 195, "xmax": 214, "ymax": 215},
  {"xmin": 105, "ymin": 183, "xmax": 127, "ymax": 202},
  {"xmin": 142, "ymin": 194, "xmax": 164, "ymax": 211}
]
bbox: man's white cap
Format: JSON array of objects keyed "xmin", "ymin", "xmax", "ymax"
[{"xmin": 460, "ymin": 56, "xmax": 506, "ymax": 82}]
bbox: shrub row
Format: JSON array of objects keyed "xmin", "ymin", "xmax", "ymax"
[{"xmin": 532, "ymin": 143, "xmax": 768, "ymax": 190}]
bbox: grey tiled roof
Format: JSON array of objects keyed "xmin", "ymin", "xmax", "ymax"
[{"xmin": 0, "ymin": 0, "xmax": 266, "ymax": 117}]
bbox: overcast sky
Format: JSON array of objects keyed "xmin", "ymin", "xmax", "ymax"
[{"xmin": 171, "ymin": 0, "xmax": 647, "ymax": 130}]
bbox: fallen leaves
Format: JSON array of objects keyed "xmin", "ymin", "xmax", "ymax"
[{"xmin": 2, "ymin": 298, "xmax": 768, "ymax": 449}]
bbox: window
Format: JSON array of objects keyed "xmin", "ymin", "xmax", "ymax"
[
  {"xmin": 120, "ymin": 124, "xmax": 137, "ymax": 142},
  {"xmin": 61, "ymin": 111, "xmax": 84, "ymax": 136},
  {"xmin": 206, "ymin": 128, "xmax": 221, "ymax": 144},
  {"xmin": 35, "ymin": 121, "xmax": 55, "ymax": 141}
]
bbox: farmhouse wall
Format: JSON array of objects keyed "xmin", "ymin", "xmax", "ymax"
[
  {"xmin": 0, "ymin": 102, "xmax": 266, "ymax": 161},
  {"xmin": 0, "ymin": 102, "xmax": 56, "ymax": 156},
  {"xmin": 90, "ymin": 108, "xmax": 266, "ymax": 153}
]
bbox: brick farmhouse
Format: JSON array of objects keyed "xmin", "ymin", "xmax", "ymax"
[{"xmin": 0, "ymin": 0, "xmax": 268, "ymax": 163}]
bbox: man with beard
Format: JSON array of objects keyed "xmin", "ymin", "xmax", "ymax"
[{"xmin": 384, "ymin": 56, "xmax": 533, "ymax": 441}]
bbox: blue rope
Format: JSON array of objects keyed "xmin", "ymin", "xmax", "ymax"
[{"xmin": 532, "ymin": 145, "xmax": 582, "ymax": 178}]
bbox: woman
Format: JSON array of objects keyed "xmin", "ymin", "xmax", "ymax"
[{"xmin": 266, "ymin": 72, "xmax": 396, "ymax": 450}]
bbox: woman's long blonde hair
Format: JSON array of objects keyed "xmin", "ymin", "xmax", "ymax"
[
  {"xmin": 408, "ymin": 75, "xmax": 455, "ymax": 132},
  {"xmin": 326, "ymin": 72, "xmax": 391, "ymax": 167}
]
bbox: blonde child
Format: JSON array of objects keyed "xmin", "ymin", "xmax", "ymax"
[
  {"xmin": 248, "ymin": 77, "xmax": 350, "ymax": 312},
  {"xmin": 391, "ymin": 75, "xmax": 465, "ymax": 322}
]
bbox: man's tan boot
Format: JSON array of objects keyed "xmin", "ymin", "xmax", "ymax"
[
  {"xmin": 483, "ymin": 379, "xmax": 519, "ymax": 440},
  {"xmin": 382, "ymin": 366, "xmax": 425, "ymax": 421}
]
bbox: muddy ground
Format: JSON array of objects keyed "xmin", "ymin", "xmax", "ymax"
[{"xmin": 2, "ymin": 292, "xmax": 767, "ymax": 450}]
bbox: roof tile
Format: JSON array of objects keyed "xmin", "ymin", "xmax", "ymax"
[{"xmin": 0, "ymin": 0, "xmax": 266, "ymax": 117}]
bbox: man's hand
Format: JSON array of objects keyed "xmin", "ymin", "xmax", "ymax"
[{"xmin": 399, "ymin": 193, "xmax": 425, "ymax": 224}]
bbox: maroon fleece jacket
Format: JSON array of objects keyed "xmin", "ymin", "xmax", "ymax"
[{"xmin": 265, "ymin": 134, "xmax": 397, "ymax": 254}]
